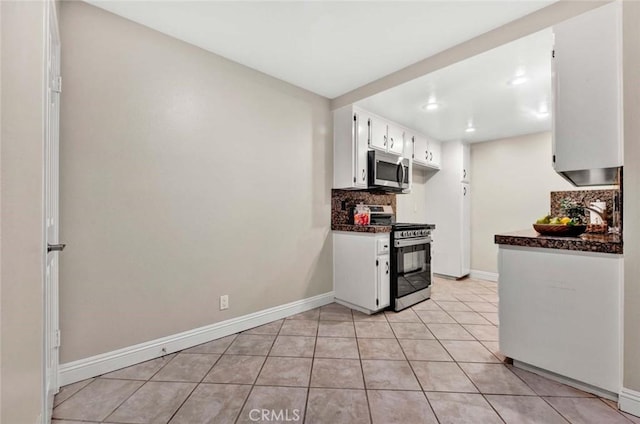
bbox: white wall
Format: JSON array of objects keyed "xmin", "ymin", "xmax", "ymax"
[
  {"xmin": 469, "ymin": 132, "xmax": 576, "ymax": 274},
  {"xmin": 1, "ymin": 1, "xmax": 47, "ymax": 422},
  {"xmin": 59, "ymin": 2, "xmax": 332, "ymax": 363},
  {"xmin": 396, "ymin": 168, "xmax": 430, "ymax": 223}
]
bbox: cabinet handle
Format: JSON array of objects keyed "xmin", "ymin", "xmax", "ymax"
[
  {"xmin": 386, "ymin": 261, "xmax": 389, "ymax": 275},
  {"xmin": 362, "ymin": 169, "xmax": 366, "ymax": 181},
  {"xmin": 383, "ymin": 135, "xmax": 387, "ymax": 146},
  {"xmin": 412, "ymin": 137, "xmax": 415, "ymax": 159},
  {"xmin": 463, "ymin": 169, "xmax": 467, "ymax": 179},
  {"xmin": 390, "ymin": 137, "xmax": 394, "ymax": 148},
  {"xmin": 430, "ymin": 152, "xmax": 433, "ymax": 161},
  {"xmin": 463, "ymin": 187, "xmax": 467, "ymax": 196}
]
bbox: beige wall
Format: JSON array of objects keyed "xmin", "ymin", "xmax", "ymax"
[
  {"xmin": 59, "ymin": 2, "xmax": 332, "ymax": 363},
  {"xmin": 469, "ymin": 132, "xmax": 576, "ymax": 274},
  {"xmin": 1, "ymin": 1, "xmax": 47, "ymax": 423},
  {"xmin": 622, "ymin": 0, "xmax": 640, "ymax": 393}
]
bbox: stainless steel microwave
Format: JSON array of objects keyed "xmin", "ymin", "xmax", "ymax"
[{"xmin": 368, "ymin": 150, "xmax": 410, "ymax": 192}]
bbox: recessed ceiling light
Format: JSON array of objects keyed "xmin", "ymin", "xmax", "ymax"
[
  {"xmin": 508, "ymin": 68, "xmax": 528, "ymax": 86},
  {"xmin": 465, "ymin": 120, "xmax": 476, "ymax": 133},
  {"xmin": 535, "ymin": 103, "xmax": 549, "ymax": 118},
  {"xmin": 508, "ymin": 75, "xmax": 528, "ymax": 86},
  {"xmin": 535, "ymin": 110, "xmax": 549, "ymax": 118},
  {"xmin": 421, "ymin": 96, "xmax": 440, "ymax": 111}
]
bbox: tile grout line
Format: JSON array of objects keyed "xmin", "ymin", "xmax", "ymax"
[
  {"xmin": 389, "ymin": 308, "xmax": 443, "ymax": 424},
  {"xmin": 356, "ymin": 308, "xmax": 375, "ymax": 424},
  {"xmin": 433, "ymin": 283, "xmax": 509, "ymax": 424},
  {"xmin": 51, "ymin": 377, "xmax": 98, "ymax": 411},
  {"xmin": 302, "ymin": 307, "xmax": 325, "ymax": 424},
  {"xmin": 233, "ymin": 319, "xmax": 283, "ymax": 424},
  {"xmin": 96, "ymin": 353, "xmax": 179, "ymax": 423},
  {"xmin": 162, "ymin": 344, "xmax": 228, "ymax": 423}
]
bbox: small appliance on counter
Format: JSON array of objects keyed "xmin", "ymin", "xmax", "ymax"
[
  {"xmin": 349, "ymin": 204, "xmax": 394, "ymax": 226},
  {"xmin": 353, "ymin": 204, "xmax": 371, "ymax": 226}
]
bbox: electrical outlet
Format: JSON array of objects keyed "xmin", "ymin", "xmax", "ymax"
[{"xmin": 220, "ymin": 295, "xmax": 229, "ymax": 310}]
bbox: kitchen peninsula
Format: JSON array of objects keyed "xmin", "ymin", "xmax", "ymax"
[{"xmin": 495, "ymin": 191, "xmax": 623, "ymax": 399}]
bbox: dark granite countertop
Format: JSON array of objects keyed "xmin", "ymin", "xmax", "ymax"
[
  {"xmin": 332, "ymin": 224, "xmax": 392, "ymax": 234},
  {"xmin": 495, "ymin": 229, "xmax": 622, "ymax": 254}
]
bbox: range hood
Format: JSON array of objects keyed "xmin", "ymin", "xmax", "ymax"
[{"xmin": 559, "ymin": 166, "xmax": 622, "ymax": 187}]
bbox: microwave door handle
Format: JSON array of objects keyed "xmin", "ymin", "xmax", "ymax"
[
  {"xmin": 398, "ymin": 163, "xmax": 406, "ymax": 187},
  {"xmin": 396, "ymin": 163, "xmax": 402, "ymax": 187}
]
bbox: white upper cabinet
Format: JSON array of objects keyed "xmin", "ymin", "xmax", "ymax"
[
  {"xmin": 369, "ymin": 116, "xmax": 388, "ymax": 152},
  {"xmin": 552, "ymin": 2, "xmax": 622, "ymax": 176},
  {"xmin": 333, "ymin": 106, "xmax": 369, "ymax": 189},
  {"xmin": 428, "ymin": 138, "xmax": 442, "ymax": 169},
  {"xmin": 387, "ymin": 124, "xmax": 405, "ymax": 155},
  {"xmin": 369, "ymin": 116, "xmax": 405, "ymax": 156},
  {"xmin": 412, "ymin": 134, "xmax": 441, "ymax": 170}
]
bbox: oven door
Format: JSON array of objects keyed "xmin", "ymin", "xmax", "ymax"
[
  {"xmin": 392, "ymin": 237, "xmax": 432, "ymax": 302},
  {"xmin": 368, "ymin": 151, "xmax": 410, "ymax": 191}
]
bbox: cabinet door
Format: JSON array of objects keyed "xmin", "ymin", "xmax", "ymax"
[
  {"xmin": 460, "ymin": 183, "xmax": 471, "ymax": 276},
  {"xmin": 413, "ymin": 135, "xmax": 429, "ymax": 166},
  {"xmin": 369, "ymin": 117, "xmax": 388, "ymax": 151},
  {"xmin": 377, "ymin": 254, "xmax": 391, "ymax": 309},
  {"xmin": 403, "ymin": 131, "xmax": 415, "ymax": 161},
  {"xmin": 461, "ymin": 143, "xmax": 470, "ymax": 182},
  {"xmin": 552, "ymin": 2, "xmax": 622, "ymax": 172},
  {"xmin": 428, "ymin": 139, "xmax": 442, "ymax": 169},
  {"xmin": 354, "ymin": 112, "xmax": 369, "ymax": 188},
  {"xmin": 387, "ymin": 125, "xmax": 404, "ymax": 155}
]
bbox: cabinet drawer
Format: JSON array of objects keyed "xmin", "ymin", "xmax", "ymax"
[{"xmin": 377, "ymin": 238, "xmax": 390, "ymax": 255}]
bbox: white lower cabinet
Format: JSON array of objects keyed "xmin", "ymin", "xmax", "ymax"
[
  {"xmin": 333, "ymin": 232, "xmax": 391, "ymax": 314},
  {"xmin": 499, "ymin": 246, "xmax": 622, "ymax": 395}
]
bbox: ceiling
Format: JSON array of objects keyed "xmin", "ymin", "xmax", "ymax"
[
  {"xmin": 356, "ymin": 28, "xmax": 554, "ymax": 143},
  {"xmin": 86, "ymin": 1, "xmax": 555, "ymax": 99}
]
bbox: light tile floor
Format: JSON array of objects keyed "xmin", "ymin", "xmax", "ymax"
[{"xmin": 53, "ymin": 277, "xmax": 638, "ymax": 424}]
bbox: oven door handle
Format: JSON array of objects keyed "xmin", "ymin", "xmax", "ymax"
[{"xmin": 394, "ymin": 237, "xmax": 432, "ymax": 248}]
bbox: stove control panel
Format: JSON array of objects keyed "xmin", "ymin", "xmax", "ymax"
[{"xmin": 394, "ymin": 229, "xmax": 432, "ymax": 239}]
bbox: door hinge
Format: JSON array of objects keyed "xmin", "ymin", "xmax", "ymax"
[
  {"xmin": 376, "ymin": 298, "xmax": 379, "ymax": 306},
  {"xmin": 376, "ymin": 259, "xmax": 379, "ymax": 266},
  {"xmin": 52, "ymin": 76, "xmax": 62, "ymax": 93},
  {"xmin": 55, "ymin": 330, "xmax": 61, "ymax": 348},
  {"xmin": 552, "ymin": 154, "xmax": 556, "ymax": 163}
]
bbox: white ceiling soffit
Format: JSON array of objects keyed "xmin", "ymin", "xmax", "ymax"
[
  {"xmin": 85, "ymin": 0, "xmax": 556, "ymax": 99},
  {"xmin": 355, "ymin": 28, "xmax": 553, "ymax": 143}
]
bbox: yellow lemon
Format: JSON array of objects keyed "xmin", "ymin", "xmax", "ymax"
[{"xmin": 560, "ymin": 217, "xmax": 572, "ymax": 225}]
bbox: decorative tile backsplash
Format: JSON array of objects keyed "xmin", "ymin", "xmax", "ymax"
[
  {"xmin": 550, "ymin": 189, "xmax": 621, "ymax": 228},
  {"xmin": 331, "ymin": 189, "xmax": 396, "ymax": 225}
]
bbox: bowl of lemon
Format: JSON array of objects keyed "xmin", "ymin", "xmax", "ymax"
[{"xmin": 533, "ymin": 215, "xmax": 587, "ymax": 237}]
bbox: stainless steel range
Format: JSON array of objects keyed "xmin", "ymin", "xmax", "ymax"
[{"xmin": 391, "ymin": 223, "xmax": 435, "ymax": 311}]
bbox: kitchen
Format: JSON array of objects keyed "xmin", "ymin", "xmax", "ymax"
[{"xmin": 2, "ymin": 1, "xmax": 640, "ymax": 424}]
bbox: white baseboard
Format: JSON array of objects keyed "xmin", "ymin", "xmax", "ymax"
[
  {"xmin": 469, "ymin": 269, "xmax": 499, "ymax": 282},
  {"xmin": 620, "ymin": 387, "xmax": 640, "ymax": 418},
  {"xmin": 59, "ymin": 291, "xmax": 335, "ymax": 386}
]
